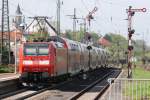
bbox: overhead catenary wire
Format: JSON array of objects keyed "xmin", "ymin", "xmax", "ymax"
[
  {"xmin": 80, "ymin": 0, "xmax": 90, "ymax": 12},
  {"xmin": 100, "ymin": 0, "xmax": 128, "ymax": 7}
]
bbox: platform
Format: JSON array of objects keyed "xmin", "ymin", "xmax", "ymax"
[{"xmin": 0, "ymin": 73, "xmax": 19, "ymax": 82}]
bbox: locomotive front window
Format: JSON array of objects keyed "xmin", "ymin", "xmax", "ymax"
[
  {"xmin": 38, "ymin": 47, "xmax": 49, "ymax": 55},
  {"xmin": 24, "ymin": 47, "xmax": 36, "ymax": 55},
  {"xmin": 24, "ymin": 43, "xmax": 49, "ymax": 56}
]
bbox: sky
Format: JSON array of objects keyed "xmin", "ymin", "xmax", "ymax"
[{"xmin": 1, "ymin": 0, "xmax": 150, "ymax": 44}]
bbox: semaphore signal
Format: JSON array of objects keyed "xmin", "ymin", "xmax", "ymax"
[{"xmin": 126, "ymin": 6, "xmax": 146, "ymax": 78}]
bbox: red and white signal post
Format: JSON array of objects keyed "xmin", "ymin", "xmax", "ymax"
[{"xmin": 126, "ymin": 6, "xmax": 146, "ymax": 78}]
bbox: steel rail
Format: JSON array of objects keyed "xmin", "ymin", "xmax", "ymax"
[
  {"xmin": 69, "ymin": 71, "xmax": 114, "ymax": 100},
  {"xmin": 94, "ymin": 70, "xmax": 121, "ymax": 100}
]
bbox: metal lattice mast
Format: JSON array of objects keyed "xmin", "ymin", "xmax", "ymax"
[
  {"xmin": 1, "ymin": 0, "xmax": 11, "ymax": 64},
  {"xmin": 67, "ymin": 8, "xmax": 77, "ymax": 41}
]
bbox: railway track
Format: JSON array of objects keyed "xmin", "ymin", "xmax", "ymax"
[
  {"xmin": 0, "ymin": 77, "xmax": 19, "ymax": 97},
  {"xmin": 0, "ymin": 79, "xmax": 72, "ymax": 100},
  {"xmin": 26, "ymin": 68, "xmax": 120, "ymax": 100},
  {"xmin": 69, "ymin": 69, "xmax": 121, "ymax": 100},
  {"xmin": 0, "ymin": 68, "xmax": 121, "ymax": 100},
  {"xmin": 94, "ymin": 70, "xmax": 121, "ymax": 100}
]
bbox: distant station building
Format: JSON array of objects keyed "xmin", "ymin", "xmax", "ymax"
[
  {"xmin": 0, "ymin": 4, "xmax": 25, "ymax": 43},
  {"xmin": 12, "ymin": 4, "xmax": 26, "ymax": 42}
]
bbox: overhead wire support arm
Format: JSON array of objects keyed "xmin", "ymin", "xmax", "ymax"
[
  {"xmin": 35, "ymin": 18, "xmax": 43, "ymax": 31},
  {"xmin": 26, "ymin": 16, "xmax": 58, "ymax": 35},
  {"xmin": 25, "ymin": 18, "xmax": 35, "ymax": 31},
  {"xmin": 44, "ymin": 18, "xmax": 58, "ymax": 35}
]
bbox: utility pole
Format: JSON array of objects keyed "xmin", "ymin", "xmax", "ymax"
[
  {"xmin": 57, "ymin": 0, "xmax": 61, "ymax": 35},
  {"xmin": 83, "ymin": 18, "xmax": 86, "ymax": 35},
  {"xmin": 73, "ymin": 8, "xmax": 77, "ymax": 40},
  {"xmin": 126, "ymin": 6, "xmax": 146, "ymax": 78},
  {"xmin": 78, "ymin": 17, "xmax": 87, "ymax": 42},
  {"xmin": 142, "ymin": 32, "xmax": 146, "ymax": 65},
  {"xmin": 79, "ymin": 23, "xmax": 83, "ymax": 41},
  {"xmin": 142, "ymin": 29, "xmax": 149, "ymax": 65},
  {"xmin": 1, "ymin": 0, "xmax": 11, "ymax": 64},
  {"xmin": 67, "ymin": 8, "xmax": 77, "ymax": 41}
]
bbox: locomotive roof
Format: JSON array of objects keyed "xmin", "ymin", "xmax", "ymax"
[
  {"xmin": 25, "ymin": 36, "xmax": 108, "ymax": 53},
  {"xmin": 47, "ymin": 36, "xmax": 65, "ymax": 43}
]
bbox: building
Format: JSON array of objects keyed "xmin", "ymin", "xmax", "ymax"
[
  {"xmin": 99, "ymin": 37, "xmax": 111, "ymax": 47},
  {"xmin": 12, "ymin": 4, "xmax": 25, "ymax": 30}
]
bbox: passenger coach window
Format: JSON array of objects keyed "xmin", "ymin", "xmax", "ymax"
[{"xmin": 24, "ymin": 47, "xmax": 36, "ymax": 55}]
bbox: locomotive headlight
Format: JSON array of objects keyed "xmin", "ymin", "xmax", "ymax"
[
  {"xmin": 23, "ymin": 60, "xmax": 33, "ymax": 65},
  {"xmin": 39, "ymin": 60, "xmax": 49, "ymax": 65}
]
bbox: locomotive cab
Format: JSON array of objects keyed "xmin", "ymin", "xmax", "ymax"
[{"xmin": 19, "ymin": 43, "xmax": 51, "ymax": 85}]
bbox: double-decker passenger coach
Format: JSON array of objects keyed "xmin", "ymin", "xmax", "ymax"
[{"xmin": 19, "ymin": 36, "xmax": 109, "ymax": 86}]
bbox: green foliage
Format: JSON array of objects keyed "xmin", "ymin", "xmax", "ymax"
[
  {"xmin": 103, "ymin": 33, "xmax": 149, "ymax": 64},
  {"xmin": 91, "ymin": 32, "xmax": 99, "ymax": 42},
  {"xmin": 64, "ymin": 30, "xmax": 73, "ymax": 40},
  {"xmin": 64, "ymin": 29, "xmax": 100, "ymax": 43},
  {"xmin": 0, "ymin": 44, "xmax": 10, "ymax": 64},
  {"xmin": 134, "ymin": 40, "xmax": 144, "ymax": 57},
  {"xmin": 104, "ymin": 33, "xmax": 127, "ymax": 62},
  {"xmin": 0, "ymin": 65, "xmax": 14, "ymax": 73}
]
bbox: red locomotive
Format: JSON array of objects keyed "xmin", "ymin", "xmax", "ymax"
[{"xmin": 19, "ymin": 36, "xmax": 109, "ymax": 86}]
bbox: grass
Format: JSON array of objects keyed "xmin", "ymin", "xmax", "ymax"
[
  {"xmin": 133, "ymin": 67, "xmax": 150, "ymax": 79},
  {"xmin": 124, "ymin": 66, "xmax": 150, "ymax": 100},
  {"xmin": 0, "ymin": 65, "xmax": 14, "ymax": 73}
]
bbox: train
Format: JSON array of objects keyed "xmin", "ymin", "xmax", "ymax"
[{"xmin": 19, "ymin": 36, "xmax": 110, "ymax": 86}]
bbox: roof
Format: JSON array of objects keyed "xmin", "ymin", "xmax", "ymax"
[
  {"xmin": 0, "ymin": 30, "xmax": 22, "ymax": 42},
  {"xmin": 16, "ymin": 4, "xmax": 22, "ymax": 15},
  {"xmin": 99, "ymin": 37, "xmax": 111, "ymax": 46}
]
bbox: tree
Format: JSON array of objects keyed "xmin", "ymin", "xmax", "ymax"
[{"xmin": 104, "ymin": 33, "xmax": 127, "ymax": 62}]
